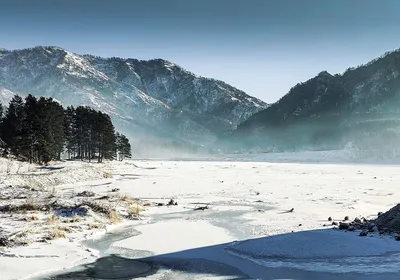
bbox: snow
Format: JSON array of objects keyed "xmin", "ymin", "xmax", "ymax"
[
  {"xmin": 0, "ymin": 88, "xmax": 18, "ymax": 106},
  {"xmin": 56, "ymin": 51, "xmax": 110, "ymax": 81},
  {"xmin": 2, "ymin": 153, "xmax": 400, "ymax": 279},
  {"xmin": 114, "ymin": 220, "xmax": 234, "ymax": 255}
]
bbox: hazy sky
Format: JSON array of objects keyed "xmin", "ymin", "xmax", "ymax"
[{"xmin": 1, "ymin": 0, "xmax": 400, "ymax": 102}]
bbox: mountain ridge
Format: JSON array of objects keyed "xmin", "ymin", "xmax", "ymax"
[
  {"xmin": 0, "ymin": 46, "xmax": 268, "ymax": 153},
  {"xmin": 232, "ymin": 47, "xmax": 400, "ymax": 153}
]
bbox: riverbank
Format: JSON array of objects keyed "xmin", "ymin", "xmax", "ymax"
[{"xmin": 2, "ymin": 156, "xmax": 400, "ymax": 279}]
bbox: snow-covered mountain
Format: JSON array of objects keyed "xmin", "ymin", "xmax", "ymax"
[
  {"xmin": 234, "ymin": 48, "xmax": 400, "ymax": 151},
  {"xmin": 0, "ymin": 88, "xmax": 19, "ymax": 106},
  {"xmin": 0, "ymin": 46, "xmax": 267, "ymax": 149}
]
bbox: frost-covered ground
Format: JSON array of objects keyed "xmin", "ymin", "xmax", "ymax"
[{"xmin": 2, "ymin": 151, "xmax": 400, "ymax": 280}]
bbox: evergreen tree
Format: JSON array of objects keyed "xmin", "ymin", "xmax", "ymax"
[
  {"xmin": 116, "ymin": 132, "xmax": 132, "ymax": 161},
  {"xmin": 95, "ymin": 111, "xmax": 116, "ymax": 163},
  {"xmin": 35, "ymin": 97, "xmax": 65, "ymax": 163},
  {"xmin": 63, "ymin": 106, "xmax": 76, "ymax": 159},
  {"xmin": 21, "ymin": 94, "xmax": 39, "ymax": 163},
  {"xmin": 0, "ymin": 95, "xmax": 123, "ymax": 164},
  {"xmin": 2, "ymin": 95, "xmax": 25, "ymax": 158}
]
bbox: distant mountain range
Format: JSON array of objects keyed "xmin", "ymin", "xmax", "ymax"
[
  {"xmin": 0, "ymin": 46, "xmax": 267, "ymax": 154},
  {"xmin": 4, "ymin": 46, "xmax": 400, "ymax": 156},
  {"xmin": 231, "ymin": 49, "xmax": 400, "ymax": 153}
]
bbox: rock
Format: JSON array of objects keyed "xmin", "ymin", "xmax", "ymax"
[
  {"xmin": 298, "ymin": 224, "xmax": 302, "ymax": 227},
  {"xmin": 111, "ymin": 188, "xmax": 120, "ymax": 192},
  {"xmin": 395, "ymin": 235, "xmax": 400, "ymax": 241},
  {"xmin": 377, "ymin": 212, "xmax": 383, "ymax": 217},
  {"xmin": 354, "ymin": 217, "xmax": 362, "ymax": 224},
  {"xmin": 0, "ymin": 236, "xmax": 14, "ymax": 247},
  {"xmin": 77, "ymin": 191, "xmax": 95, "ymax": 197},
  {"xmin": 339, "ymin": 222, "xmax": 350, "ymax": 230},
  {"xmin": 368, "ymin": 223, "xmax": 378, "ymax": 232},
  {"xmin": 332, "ymin": 221, "xmax": 338, "ymax": 226},
  {"xmin": 344, "ymin": 216, "xmax": 349, "ymax": 221},
  {"xmin": 167, "ymin": 199, "xmax": 177, "ymax": 206},
  {"xmin": 328, "ymin": 217, "xmax": 332, "ymax": 221},
  {"xmin": 156, "ymin": 203, "xmax": 164, "ymax": 207},
  {"xmin": 348, "ymin": 226, "xmax": 356, "ymax": 231},
  {"xmin": 359, "ymin": 230, "xmax": 368, "ymax": 236}
]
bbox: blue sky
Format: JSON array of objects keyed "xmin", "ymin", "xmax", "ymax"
[{"xmin": 1, "ymin": 0, "xmax": 400, "ymax": 102}]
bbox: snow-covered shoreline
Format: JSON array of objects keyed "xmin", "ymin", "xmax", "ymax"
[{"xmin": 2, "ymin": 153, "xmax": 400, "ymax": 279}]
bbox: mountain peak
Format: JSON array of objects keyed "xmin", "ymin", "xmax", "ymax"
[
  {"xmin": 317, "ymin": 71, "xmax": 332, "ymax": 78},
  {"xmin": 0, "ymin": 46, "xmax": 267, "ymax": 146}
]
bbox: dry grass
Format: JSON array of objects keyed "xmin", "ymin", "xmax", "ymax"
[
  {"xmin": 103, "ymin": 172, "xmax": 113, "ymax": 179},
  {"xmin": 58, "ymin": 226, "xmax": 73, "ymax": 233},
  {"xmin": 118, "ymin": 192, "xmax": 135, "ymax": 202},
  {"xmin": 48, "ymin": 228, "xmax": 67, "ymax": 240},
  {"xmin": 62, "ymin": 215, "xmax": 81, "ymax": 224},
  {"xmin": 20, "ymin": 202, "xmax": 41, "ymax": 213},
  {"xmin": 25, "ymin": 215, "xmax": 39, "ymax": 222},
  {"xmin": 108, "ymin": 210, "xmax": 122, "ymax": 224},
  {"xmin": 128, "ymin": 202, "xmax": 143, "ymax": 217},
  {"xmin": 88, "ymin": 222, "xmax": 104, "ymax": 229},
  {"xmin": 47, "ymin": 215, "xmax": 59, "ymax": 224},
  {"xmin": 15, "ymin": 229, "xmax": 31, "ymax": 238}
]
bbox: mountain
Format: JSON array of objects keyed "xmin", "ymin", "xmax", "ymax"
[
  {"xmin": 0, "ymin": 46, "xmax": 267, "ymax": 153},
  {"xmin": 0, "ymin": 88, "xmax": 18, "ymax": 106},
  {"xmin": 233, "ymin": 49, "xmax": 400, "ymax": 153}
]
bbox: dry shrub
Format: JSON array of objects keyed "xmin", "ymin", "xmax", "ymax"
[
  {"xmin": 128, "ymin": 202, "xmax": 143, "ymax": 217},
  {"xmin": 58, "ymin": 226, "xmax": 73, "ymax": 233},
  {"xmin": 88, "ymin": 223, "xmax": 103, "ymax": 229},
  {"xmin": 103, "ymin": 172, "xmax": 113, "ymax": 179},
  {"xmin": 63, "ymin": 215, "xmax": 81, "ymax": 223},
  {"xmin": 20, "ymin": 203, "xmax": 41, "ymax": 212},
  {"xmin": 15, "ymin": 230, "xmax": 31, "ymax": 238},
  {"xmin": 48, "ymin": 228, "xmax": 67, "ymax": 240},
  {"xmin": 118, "ymin": 193, "xmax": 135, "ymax": 202},
  {"xmin": 109, "ymin": 210, "xmax": 122, "ymax": 224},
  {"xmin": 25, "ymin": 215, "xmax": 39, "ymax": 222},
  {"xmin": 48, "ymin": 215, "xmax": 59, "ymax": 224}
]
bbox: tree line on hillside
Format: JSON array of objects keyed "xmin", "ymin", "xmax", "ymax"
[{"xmin": 0, "ymin": 94, "xmax": 131, "ymax": 164}]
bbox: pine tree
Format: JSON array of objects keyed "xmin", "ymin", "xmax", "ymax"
[
  {"xmin": 95, "ymin": 111, "xmax": 116, "ymax": 163},
  {"xmin": 116, "ymin": 132, "xmax": 132, "ymax": 161},
  {"xmin": 2, "ymin": 95, "xmax": 25, "ymax": 158},
  {"xmin": 0, "ymin": 95, "xmax": 120, "ymax": 164},
  {"xmin": 35, "ymin": 97, "xmax": 65, "ymax": 164},
  {"xmin": 63, "ymin": 106, "xmax": 76, "ymax": 159},
  {"xmin": 21, "ymin": 94, "xmax": 40, "ymax": 163}
]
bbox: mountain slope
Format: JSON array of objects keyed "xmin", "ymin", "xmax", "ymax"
[
  {"xmin": 0, "ymin": 46, "xmax": 267, "ymax": 151},
  {"xmin": 0, "ymin": 88, "xmax": 19, "ymax": 106},
  {"xmin": 234, "ymin": 49, "xmax": 400, "ymax": 152}
]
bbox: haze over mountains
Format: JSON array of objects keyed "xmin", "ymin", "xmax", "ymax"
[
  {"xmin": 2, "ymin": 46, "xmax": 400, "ymax": 155},
  {"xmin": 0, "ymin": 46, "xmax": 267, "ymax": 154},
  {"xmin": 233, "ymin": 49, "xmax": 400, "ymax": 154}
]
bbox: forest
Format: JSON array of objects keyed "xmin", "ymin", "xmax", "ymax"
[{"xmin": 0, "ymin": 94, "xmax": 131, "ymax": 164}]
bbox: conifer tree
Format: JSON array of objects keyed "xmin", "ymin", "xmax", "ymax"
[
  {"xmin": 0, "ymin": 95, "xmax": 129, "ymax": 164},
  {"xmin": 116, "ymin": 132, "xmax": 132, "ymax": 161},
  {"xmin": 2, "ymin": 95, "xmax": 25, "ymax": 158}
]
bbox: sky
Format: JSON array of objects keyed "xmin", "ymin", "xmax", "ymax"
[{"xmin": 1, "ymin": 0, "xmax": 400, "ymax": 103}]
